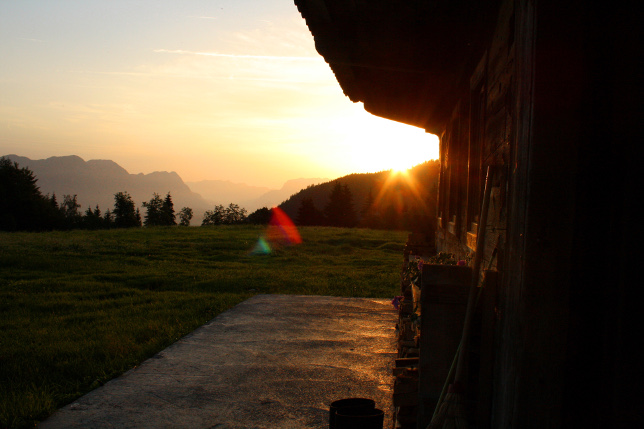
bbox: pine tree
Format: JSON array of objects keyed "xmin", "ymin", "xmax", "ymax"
[
  {"xmin": 0, "ymin": 158, "xmax": 58, "ymax": 231},
  {"xmin": 93, "ymin": 205, "xmax": 101, "ymax": 219},
  {"xmin": 162, "ymin": 193, "xmax": 176, "ymax": 225},
  {"xmin": 360, "ymin": 188, "xmax": 379, "ymax": 228},
  {"xmin": 49, "ymin": 193, "xmax": 59, "ymax": 210},
  {"xmin": 324, "ymin": 182, "xmax": 357, "ymax": 227},
  {"xmin": 113, "ymin": 192, "xmax": 140, "ymax": 228},
  {"xmin": 341, "ymin": 184, "xmax": 357, "ymax": 227},
  {"xmin": 83, "ymin": 205, "xmax": 104, "ymax": 230},
  {"xmin": 142, "ymin": 193, "xmax": 164, "ymax": 226},
  {"xmin": 324, "ymin": 182, "xmax": 343, "ymax": 227},
  {"xmin": 47, "ymin": 193, "xmax": 64, "ymax": 229},
  {"xmin": 103, "ymin": 209, "xmax": 113, "ymax": 228},
  {"xmin": 362, "ymin": 189, "xmax": 375, "ymax": 217},
  {"xmin": 297, "ymin": 197, "xmax": 324, "ymax": 226}
]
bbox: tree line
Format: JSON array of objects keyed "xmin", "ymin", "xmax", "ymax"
[
  {"xmin": 0, "ymin": 157, "xmax": 191, "ymax": 231},
  {"xmin": 292, "ymin": 180, "xmax": 432, "ymax": 230},
  {"xmin": 1, "ymin": 158, "xmax": 272, "ymax": 231},
  {"xmin": 282, "ymin": 161, "xmax": 440, "ymax": 232},
  {"xmin": 1, "ymin": 158, "xmax": 184, "ymax": 231},
  {"xmin": 295, "ymin": 182, "xmax": 357, "ymax": 227},
  {"xmin": 2, "ymin": 157, "xmax": 436, "ymax": 232}
]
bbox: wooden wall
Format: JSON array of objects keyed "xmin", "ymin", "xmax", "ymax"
[
  {"xmin": 434, "ymin": 0, "xmax": 638, "ymax": 426},
  {"xmin": 436, "ymin": 0, "xmax": 514, "ymax": 271}
]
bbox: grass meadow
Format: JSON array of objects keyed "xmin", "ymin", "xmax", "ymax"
[{"xmin": 0, "ymin": 225, "xmax": 407, "ymax": 428}]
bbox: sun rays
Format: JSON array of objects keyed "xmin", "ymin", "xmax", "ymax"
[{"xmin": 371, "ymin": 168, "xmax": 432, "ymax": 218}]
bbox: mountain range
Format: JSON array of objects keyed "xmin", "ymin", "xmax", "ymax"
[{"xmin": 3, "ymin": 155, "xmax": 327, "ymax": 224}]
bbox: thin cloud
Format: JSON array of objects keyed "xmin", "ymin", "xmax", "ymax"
[
  {"xmin": 153, "ymin": 49, "xmax": 320, "ymax": 62},
  {"xmin": 188, "ymin": 15, "xmax": 218, "ymax": 20},
  {"xmin": 16, "ymin": 37, "xmax": 46, "ymax": 43},
  {"xmin": 69, "ymin": 70, "xmax": 151, "ymax": 76},
  {"xmin": 67, "ymin": 68, "xmax": 327, "ymax": 84}
]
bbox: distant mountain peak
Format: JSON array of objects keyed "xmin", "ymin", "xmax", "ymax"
[
  {"xmin": 1, "ymin": 154, "xmax": 209, "ymax": 225},
  {"xmin": 86, "ymin": 159, "xmax": 129, "ymax": 176}
]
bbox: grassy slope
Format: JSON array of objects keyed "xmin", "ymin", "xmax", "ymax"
[{"xmin": 0, "ymin": 226, "xmax": 407, "ymax": 428}]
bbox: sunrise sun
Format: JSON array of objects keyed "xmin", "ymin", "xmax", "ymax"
[{"xmin": 334, "ymin": 107, "xmax": 439, "ymax": 173}]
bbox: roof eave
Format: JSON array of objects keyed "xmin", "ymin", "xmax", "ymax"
[{"xmin": 295, "ymin": 0, "xmax": 500, "ymax": 133}]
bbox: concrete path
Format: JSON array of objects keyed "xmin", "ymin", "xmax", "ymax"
[{"xmin": 39, "ymin": 295, "xmax": 397, "ymax": 429}]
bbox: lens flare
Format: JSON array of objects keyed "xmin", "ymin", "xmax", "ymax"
[
  {"xmin": 249, "ymin": 207, "xmax": 302, "ymax": 255},
  {"xmin": 249, "ymin": 236, "xmax": 272, "ymax": 255},
  {"xmin": 267, "ymin": 207, "xmax": 302, "ymax": 245}
]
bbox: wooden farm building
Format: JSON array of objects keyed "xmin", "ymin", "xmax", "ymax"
[{"xmin": 295, "ymin": 0, "xmax": 639, "ymax": 427}]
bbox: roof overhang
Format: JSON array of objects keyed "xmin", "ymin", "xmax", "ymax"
[{"xmin": 295, "ymin": 0, "xmax": 500, "ymax": 134}]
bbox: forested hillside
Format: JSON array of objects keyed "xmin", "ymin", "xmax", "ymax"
[{"xmin": 279, "ymin": 160, "xmax": 439, "ymax": 232}]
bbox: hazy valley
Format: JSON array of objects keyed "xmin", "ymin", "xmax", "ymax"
[{"xmin": 3, "ymin": 154, "xmax": 327, "ymax": 223}]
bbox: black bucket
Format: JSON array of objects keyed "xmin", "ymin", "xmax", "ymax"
[
  {"xmin": 335, "ymin": 406, "xmax": 384, "ymax": 429},
  {"xmin": 329, "ymin": 398, "xmax": 375, "ymax": 429}
]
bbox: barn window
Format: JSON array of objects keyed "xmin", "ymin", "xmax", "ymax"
[
  {"xmin": 466, "ymin": 54, "xmax": 488, "ymax": 250},
  {"xmin": 437, "ymin": 103, "xmax": 468, "ymax": 239}
]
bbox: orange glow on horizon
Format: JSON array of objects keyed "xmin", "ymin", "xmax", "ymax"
[
  {"xmin": 337, "ymin": 110, "xmax": 440, "ymax": 174},
  {"xmin": 0, "ymin": 4, "xmax": 441, "ymax": 187}
]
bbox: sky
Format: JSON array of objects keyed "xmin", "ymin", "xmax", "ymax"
[{"xmin": 0, "ymin": 0, "xmax": 439, "ymax": 189}]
